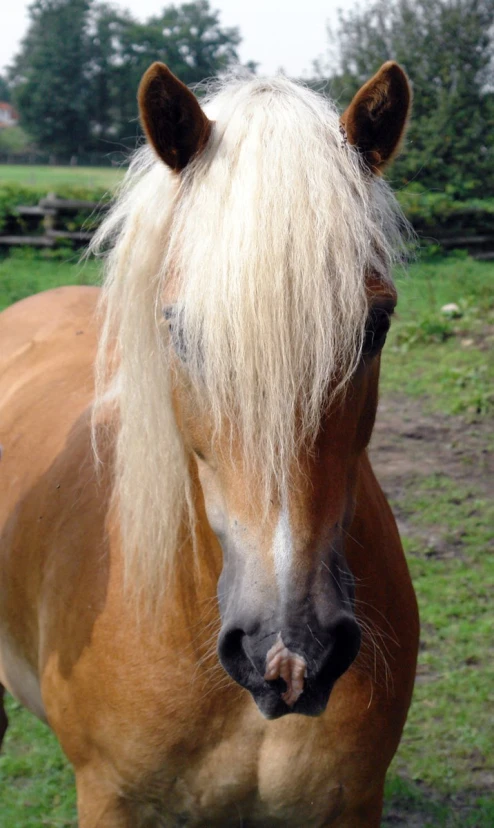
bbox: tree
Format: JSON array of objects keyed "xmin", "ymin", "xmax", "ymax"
[
  {"xmin": 88, "ymin": 1, "xmax": 242, "ymax": 148},
  {"xmin": 9, "ymin": 0, "xmax": 244, "ymax": 156},
  {"xmin": 0, "ymin": 75, "xmax": 10, "ymax": 102},
  {"xmin": 320, "ymin": 0, "xmax": 494, "ymax": 196},
  {"xmin": 10, "ymin": 0, "xmax": 92, "ymax": 156},
  {"xmin": 147, "ymin": 0, "xmax": 241, "ymax": 85}
]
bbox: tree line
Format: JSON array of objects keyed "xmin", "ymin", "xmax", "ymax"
[
  {"xmin": 4, "ymin": 0, "xmax": 246, "ymax": 157},
  {"xmin": 320, "ymin": 0, "xmax": 494, "ymax": 197},
  {"xmin": 1, "ymin": 0, "xmax": 493, "ymax": 197}
]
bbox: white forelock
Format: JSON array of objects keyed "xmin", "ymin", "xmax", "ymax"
[{"xmin": 91, "ymin": 72, "xmax": 409, "ymax": 606}]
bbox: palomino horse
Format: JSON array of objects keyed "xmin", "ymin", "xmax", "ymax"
[{"xmin": 0, "ymin": 62, "xmax": 419, "ymax": 826}]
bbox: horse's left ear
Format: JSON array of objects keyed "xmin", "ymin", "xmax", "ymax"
[
  {"xmin": 138, "ymin": 62, "xmax": 213, "ymax": 172},
  {"xmin": 341, "ymin": 61, "xmax": 411, "ymax": 175}
]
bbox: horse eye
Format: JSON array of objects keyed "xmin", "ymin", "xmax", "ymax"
[
  {"xmin": 163, "ymin": 306, "xmax": 187, "ymax": 362},
  {"xmin": 362, "ymin": 305, "xmax": 393, "ymax": 357}
]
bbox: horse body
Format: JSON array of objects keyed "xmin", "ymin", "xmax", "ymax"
[
  {"xmin": 0, "ymin": 287, "xmax": 417, "ymax": 826},
  {"xmin": 0, "ymin": 63, "xmax": 419, "ymax": 826}
]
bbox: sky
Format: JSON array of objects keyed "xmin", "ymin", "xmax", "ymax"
[{"xmin": 0, "ymin": 0, "xmax": 357, "ymax": 77}]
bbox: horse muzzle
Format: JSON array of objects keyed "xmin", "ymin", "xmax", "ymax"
[{"xmin": 218, "ymin": 612, "xmax": 361, "ymax": 719}]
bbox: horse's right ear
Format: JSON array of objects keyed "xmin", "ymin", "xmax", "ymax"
[{"xmin": 138, "ymin": 62, "xmax": 213, "ymax": 172}]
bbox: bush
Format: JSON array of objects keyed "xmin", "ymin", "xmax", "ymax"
[
  {"xmin": 396, "ymin": 185, "xmax": 494, "ymax": 236},
  {"xmin": 0, "ymin": 183, "xmax": 112, "ymax": 235},
  {"xmin": 0, "ymin": 127, "xmax": 32, "ymax": 155}
]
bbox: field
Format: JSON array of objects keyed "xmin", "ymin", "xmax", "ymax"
[
  {"xmin": 0, "ymin": 164, "xmax": 124, "ymax": 191},
  {"xmin": 0, "ymin": 249, "xmax": 493, "ymax": 826}
]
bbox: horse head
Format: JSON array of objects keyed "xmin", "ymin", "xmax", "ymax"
[{"xmin": 102, "ymin": 61, "xmax": 410, "ymax": 719}]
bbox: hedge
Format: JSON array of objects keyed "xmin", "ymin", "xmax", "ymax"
[
  {"xmin": 396, "ymin": 187, "xmax": 494, "ymax": 236},
  {"xmin": 2, "ymin": 181, "xmax": 494, "ymax": 248},
  {"xmin": 0, "ymin": 184, "xmax": 113, "ymax": 236}
]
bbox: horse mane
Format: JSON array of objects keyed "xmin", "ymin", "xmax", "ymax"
[{"xmin": 91, "ymin": 73, "xmax": 409, "ymax": 604}]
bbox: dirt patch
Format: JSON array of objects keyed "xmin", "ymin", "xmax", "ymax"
[
  {"xmin": 370, "ymin": 393, "xmax": 493, "ymax": 502},
  {"xmin": 370, "ymin": 394, "xmax": 494, "ymax": 559},
  {"xmin": 370, "ymin": 393, "xmax": 493, "ymax": 562}
]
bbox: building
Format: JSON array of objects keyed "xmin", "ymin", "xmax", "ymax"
[{"xmin": 0, "ymin": 103, "xmax": 19, "ymax": 128}]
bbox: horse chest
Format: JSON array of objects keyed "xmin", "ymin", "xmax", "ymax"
[{"xmin": 123, "ymin": 702, "xmax": 347, "ymax": 827}]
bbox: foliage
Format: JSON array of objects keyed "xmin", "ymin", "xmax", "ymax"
[
  {"xmin": 4, "ymin": 166, "xmax": 494, "ymax": 248},
  {"xmin": 0, "ymin": 127, "xmax": 32, "ymax": 155},
  {"xmin": 396, "ymin": 186, "xmax": 494, "ymax": 233},
  {"xmin": 321, "ymin": 0, "xmax": 494, "ymax": 198},
  {"xmin": 10, "ymin": 0, "xmax": 93, "ymax": 157},
  {"xmin": 9, "ymin": 0, "xmax": 244, "ymax": 155},
  {"xmin": 0, "ymin": 73, "xmax": 10, "ymax": 102},
  {"xmin": 89, "ymin": 1, "xmax": 242, "ymax": 148},
  {"xmin": 0, "ymin": 182, "xmax": 112, "ymax": 235}
]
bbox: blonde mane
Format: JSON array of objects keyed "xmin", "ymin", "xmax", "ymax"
[{"xmin": 92, "ymin": 74, "xmax": 408, "ymax": 602}]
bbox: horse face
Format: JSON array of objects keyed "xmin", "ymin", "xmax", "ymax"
[
  {"xmin": 169, "ymin": 291, "xmax": 395, "ymax": 719},
  {"xmin": 141, "ymin": 60, "xmax": 408, "ymax": 717}
]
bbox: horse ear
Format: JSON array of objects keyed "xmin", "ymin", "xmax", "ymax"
[
  {"xmin": 138, "ymin": 62, "xmax": 213, "ymax": 172},
  {"xmin": 340, "ymin": 61, "xmax": 411, "ymax": 175}
]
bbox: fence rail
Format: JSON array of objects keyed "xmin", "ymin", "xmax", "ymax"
[
  {"xmin": 427, "ymin": 233, "xmax": 494, "ymax": 259},
  {"xmin": 1, "ymin": 195, "xmax": 494, "ymax": 259},
  {"xmin": 0, "ymin": 194, "xmax": 106, "ymax": 249}
]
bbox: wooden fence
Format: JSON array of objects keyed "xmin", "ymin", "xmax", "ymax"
[
  {"xmin": 0, "ymin": 194, "xmax": 105, "ymax": 249},
  {"xmin": 417, "ymin": 231, "xmax": 494, "ymax": 260},
  {"xmin": 1, "ymin": 195, "xmax": 494, "ymax": 259}
]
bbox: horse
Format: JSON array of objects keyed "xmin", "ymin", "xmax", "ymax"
[{"xmin": 0, "ymin": 61, "xmax": 419, "ymax": 826}]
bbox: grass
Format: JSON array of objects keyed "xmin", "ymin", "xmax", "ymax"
[
  {"xmin": 0, "ymin": 249, "xmax": 493, "ymax": 825},
  {"xmin": 0, "ymin": 249, "xmax": 100, "ymax": 312},
  {"xmin": 383, "ymin": 473, "xmax": 494, "ymax": 825},
  {"xmin": 0, "ymin": 164, "xmax": 124, "ymax": 191},
  {"xmin": 383, "ymin": 251, "xmax": 494, "ymax": 417},
  {"xmin": 0, "ymin": 699, "xmax": 77, "ymax": 827}
]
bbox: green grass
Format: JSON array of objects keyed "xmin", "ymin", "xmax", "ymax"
[
  {"xmin": 0, "ymin": 250, "xmax": 100, "ymax": 312},
  {"xmin": 0, "ymin": 250, "xmax": 493, "ymax": 825},
  {"xmin": 0, "ymin": 164, "xmax": 124, "ymax": 191},
  {"xmin": 0, "ymin": 699, "xmax": 77, "ymax": 827},
  {"xmin": 383, "ymin": 472, "xmax": 494, "ymax": 824},
  {"xmin": 381, "ymin": 253, "xmax": 494, "ymax": 822},
  {"xmin": 384, "ymin": 775, "xmax": 494, "ymax": 827},
  {"xmin": 383, "ymin": 252, "xmax": 494, "ymax": 416}
]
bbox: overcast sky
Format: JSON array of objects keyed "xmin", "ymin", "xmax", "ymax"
[{"xmin": 0, "ymin": 0, "xmax": 357, "ymax": 77}]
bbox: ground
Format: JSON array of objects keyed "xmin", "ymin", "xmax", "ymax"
[{"xmin": 373, "ymin": 394, "xmax": 493, "ymax": 826}]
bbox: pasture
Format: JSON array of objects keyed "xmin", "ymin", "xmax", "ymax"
[
  {"xmin": 0, "ymin": 164, "xmax": 124, "ymax": 191},
  {"xmin": 0, "ymin": 249, "xmax": 492, "ymax": 826}
]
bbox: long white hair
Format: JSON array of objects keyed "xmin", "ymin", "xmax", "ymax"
[{"xmin": 91, "ymin": 73, "xmax": 408, "ymax": 603}]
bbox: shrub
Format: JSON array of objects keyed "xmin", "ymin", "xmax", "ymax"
[
  {"xmin": 0, "ymin": 183, "xmax": 112, "ymax": 235},
  {"xmin": 396, "ymin": 185, "xmax": 494, "ymax": 236}
]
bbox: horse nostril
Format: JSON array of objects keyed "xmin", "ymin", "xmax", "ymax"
[
  {"xmin": 322, "ymin": 614, "xmax": 361, "ymax": 682},
  {"xmin": 217, "ymin": 626, "xmax": 257, "ymax": 689},
  {"xmin": 218, "ymin": 627, "xmax": 243, "ymax": 660}
]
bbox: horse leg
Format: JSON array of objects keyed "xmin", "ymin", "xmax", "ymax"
[
  {"xmin": 0, "ymin": 684, "xmax": 8, "ymax": 749},
  {"xmin": 76, "ymin": 764, "xmax": 130, "ymax": 828},
  {"xmin": 329, "ymin": 788, "xmax": 384, "ymax": 828},
  {"xmin": 0, "ymin": 684, "xmax": 8, "ymax": 747}
]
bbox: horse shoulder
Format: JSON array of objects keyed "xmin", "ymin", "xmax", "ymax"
[{"xmin": 0, "ymin": 286, "xmax": 102, "ymax": 717}]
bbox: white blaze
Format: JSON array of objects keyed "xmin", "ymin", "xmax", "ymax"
[{"xmin": 272, "ymin": 492, "xmax": 293, "ymax": 588}]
